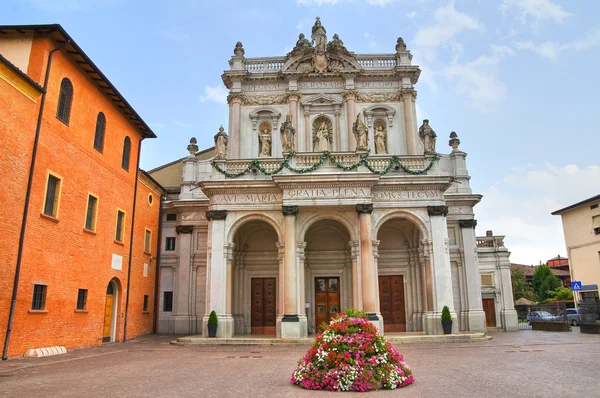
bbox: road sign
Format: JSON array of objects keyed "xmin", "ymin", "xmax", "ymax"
[{"xmin": 571, "ymin": 281, "xmax": 582, "ymax": 291}]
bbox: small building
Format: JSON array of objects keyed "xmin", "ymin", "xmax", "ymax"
[
  {"xmin": 552, "ymin": 194, "xmax": 600, "ymax": 302},
  {"xmin": 0, "ymin": 24, "xmax": 160, "ymax": 358},
  {"xmin": 510, "ymin": 263, "xmax": 571, "ymax": 288}
]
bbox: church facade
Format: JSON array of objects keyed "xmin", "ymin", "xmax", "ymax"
[{"xmin": 150, "ymin": 18, "xmax": 518, "ymax": 338}]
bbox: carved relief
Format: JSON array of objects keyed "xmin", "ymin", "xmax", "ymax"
[
  {"xmin": 281, "ymin": 205, "xmax": 299, "ymax": 216},
  {"xmin": 427, "ymin": 206, "xmax": 448, "ymax": 217},
  {"xmin": 356, "ymin": 91, "xmax": 402, "ymax": 103},
  {"xmin": 459, "ymin": 219, "xmax": 477, "ymax": 229},
  {"xmin": 205, "ymin": 210, "xmax": 228, "ymax": 221},
  {"xmin": 312, "ymin": 115, "xmax": 333, "ymax": 152},
  {"xmin": 356, "ymin": 204, "xmax": 374, "ymax": 214},
  {"xmin": 242, "ymin": 94, "xmax": 286, "ymax": 106}
]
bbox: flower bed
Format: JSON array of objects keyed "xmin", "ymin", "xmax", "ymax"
[{"xmin": 290, "ymin": 310, "xmax": 414, "ymax": 391}]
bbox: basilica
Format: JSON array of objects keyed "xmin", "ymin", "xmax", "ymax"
[{"xmin": 149, "ymin": 18, "xmax": 518, "ymax": 338}]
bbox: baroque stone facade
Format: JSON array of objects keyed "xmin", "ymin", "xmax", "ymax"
[{"xmin": 151, "ymin": 18, "xmax": 517, "ymax": 338}]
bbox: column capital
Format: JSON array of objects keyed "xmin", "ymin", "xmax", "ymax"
[
  {"xmin": 400, "ymin": 87, "xmax": 417, "ymax": 101},
  {"xmin": 427, "ymin": 205, "xmax": 448, "ymax": 217},
  {"xmin": 205, "ymin": 210, "xmax": 228, "ymax": 220},
  {"xmin": 459, "ymin": 219, "xmax": 477, "ymax": 228},
  {"xmin": 282, "ymin": 205, "xmax": 299, "ymax": 216},
  {"xmin": 341, "ymin": 89, "xmax": 358, "ymax": 100},
  {"xmin": 226, "ymin": 92, "xmax": 245, "ymax": 105},
  {"xmin": 356, "ymin": 203, "xmax": 373, "ymax": 214},
  {"xmin": 284, "ymin": 90, "xmax": 301, "ymax": 102},
  {"xmin": 175, "ymin": 225, "xmax": 194, "ymax": 234}
]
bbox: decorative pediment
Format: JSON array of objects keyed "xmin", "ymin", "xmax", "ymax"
[
  {"xmin": 363, "ymin": 104, "xmax": 396, "ymax": 128},
  {"xmin": 300, "ymin": 93, "xmax": 343, "ymax": 106},
  {"xmin": 249, "ymin": 107, "xmax": 282, "ymax": 130},
  {"xmin": 282, "ymin": 51, "xmax": 362, "ymax": 75}
]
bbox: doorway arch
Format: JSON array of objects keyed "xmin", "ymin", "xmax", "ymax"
[{"xmin": 102, "ymin": 278, "xmax": 120, "ymax": 343}]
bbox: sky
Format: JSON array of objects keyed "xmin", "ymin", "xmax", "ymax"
[{"xmin": 3, "ymin": 0, "xmax": 599, "ymax": 265}]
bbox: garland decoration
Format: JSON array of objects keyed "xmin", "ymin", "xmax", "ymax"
[{"xmin": 212, "ymin": 151, "xmax": 438, "ymax": 178}]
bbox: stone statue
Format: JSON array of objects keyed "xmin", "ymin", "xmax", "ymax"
[
  {"xmin": 315, "ymin": 122, "xmax": 331, "ymax": 152},
  {"xmin": 374, "ymin": 125, "xmax": 387, "ymax": 154},
  {"xmin": 187, "ymin": 137, "xmax": 198, "ymax": 156},
  {"xmin": 280, "ymin": 114, "xmax": 296, "ymax": 153},
  {"xmin": 214, "ymin": 126, "xmax": 228, "ymax": 160},
  {"xmin": 311, "ymin": 17, "xmax": 327, "ymax": 53},
  {"xmin": 327, "ymin": 33, "xmax": 348, "ymax": 54},
  {"xmin": 419, "ymin": 119, "xmax": 437, "ymax": 155},
  {"xmin": 259, "ymin": 128, "xmax": 272, "ymax": 157},
  {"xmin": 352, "ymin": 114, "xmax": 368, "ymax": 151},
  {"xmin": 292, "ymin": 33, "xmax": 312, "ymax": 54},
  {"xmin": 233, "ymin": 41, "xmax": 245, "ymax": 57},
  {"xmin": 395, "ymin": 37, "xmax": 407, "ymax": 53},
  {"xmin": 449, "ymin": 131, "xmax": 461, "ymax": 152}
]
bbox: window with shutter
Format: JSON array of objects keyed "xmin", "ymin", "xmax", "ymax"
[
  {"xmin": 85, "ymin": 195, "xmax": 98, "ymax": 231},
  {"xmin": 122, "ymin": 137, "xmax": 131, "ymax": 171},
  {"xmin": 93, "ymin": 112, "xmax": 106, "ymax": 152},
  {"xmin": 56, "ymin": 78, "xmax": 73, "ymax": 124},
  {"xmin": 115, "ymin": 210, "xmax": 125, "ymax": 242},
  {"xmin": 43, "ymin": 175, "xmax": 61, "ymax": 217}
]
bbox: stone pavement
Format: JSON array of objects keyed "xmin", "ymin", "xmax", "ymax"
[{"xmin": 0, "ymin": 330, "xmax": 599, "ymax": 397}]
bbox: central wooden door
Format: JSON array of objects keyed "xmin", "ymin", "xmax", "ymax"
[
  {"xmin": 315, "ymin": 277, "xmax": 340, "ymax": 332},
  {"xmin": 103, "ymin": 283, "xmax": 114, "ymax": 343},
  {"xmin": 251, "ymin": 278, "xmax": 276, "ymax": 334},
  {"xmin": 482, "ymin": 298, "xmax": 497, "ymax": 327},
  {"xmin": 379, "ymin": 275, "xmax": 406, "ymax": 332}
]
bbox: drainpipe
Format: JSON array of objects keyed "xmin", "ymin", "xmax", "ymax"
[
  {"xmin": 123, "ymin": 137, "xmax": 144, "ymax": 342},
  {"xmin": 2, "ymin": 41, "xmax": 69, "ymax": 361},
  {"xmin": 152, "ymin": 195, "xmax": 165, "ymax": 334}
]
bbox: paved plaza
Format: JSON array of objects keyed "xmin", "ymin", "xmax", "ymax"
[{"xmin": 0, "ymin": 330, "xmax": 598, "ymax": 397}]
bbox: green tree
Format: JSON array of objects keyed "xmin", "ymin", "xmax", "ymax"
[
  {"xmin": 546, "ymin": 286, "xmax": 574, "ymax": 302},
  {"xmin": 531, "ymin": 265, "xmax": 561, "ymax": 302},
  {"xmin": 511, "ymin": 268, "xmax": 534, "ymax": 301}
]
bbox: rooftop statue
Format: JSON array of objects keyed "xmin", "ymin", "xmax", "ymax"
[
  {"xmin": 291, "ymin": 33, "xmax": 313, "ymax": 55},
  {"xmin": 233, "ymin": 41, "xmax": 245, "ymax": 57},
  {"xmin": 327, "ymin": 33, "xmax": 349, "ymax": 55},
  {"xmin": 449, "ymin": 131, "xmax": 461, "ymax": 152},
  {"xmin": 352, "ymin": 114, "xmax": 369, "ymax": 152},
  {"xmin": 214, "ymin": 126, "xmax": 228, "ymax": 160},
  {"xmin": 419, "ymin": 119, "xmax": 437, "ymax": 155},
  {"xmin": 187, "ymin": 137, "xmax": 198, "ymax": 156},
  {"xmin": 280, "ymin": 114, "xmax": 296, "ymax": 153},
  {"xmin": 311, "ymin": 17, "xmax": 327, "ymax": 53},
  {"xmin": 395, "ymin": 37, "xmax": 407, "ymax": 53}
]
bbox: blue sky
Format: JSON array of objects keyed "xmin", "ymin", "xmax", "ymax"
[{"xmin": 4, "ymin": 0, "xmax": 599, "ymax": 264}]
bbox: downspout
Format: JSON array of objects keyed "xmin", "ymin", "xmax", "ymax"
[
  {"xmin": 2, "ymin": 40, "xmax": 69, "ymax": 361},
  {"xmin": 123, "ymin": 137, "xmax": 144, "ymax": 342},
  {"xmin": 152, "ymin": 195, "xmax": 165, "ymax": 334}
]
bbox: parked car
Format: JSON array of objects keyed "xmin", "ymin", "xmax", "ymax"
[
  {"xmin": 526, "ymin": 311, "xmax": 554, "ymax": 325},
  {"xmin": 554, "ymin": 308, "xmax": 579, "ymax": 326}
]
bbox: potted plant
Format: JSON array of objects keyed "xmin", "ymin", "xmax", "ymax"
[
  {"xmin": 441, "ymin": 306, "xmax": 452, "ymax": 334},
  {"xmin": 207, "ymin": 310, "xmax": 218, "ymax": 338}
]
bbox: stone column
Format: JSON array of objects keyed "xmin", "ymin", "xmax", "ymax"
[
  {"xmin": 303, "ymin": 109, "xmax": 311, "ymax": 152},
  {"xmin": 424, "ymin": 205, "xmax": 457, "ymax": 334},
  {"xmin": 276, "ymin": 242, "xmax": 285, "ymax": 337},
  {"xmin": 225, "ymin": 243, "xmax": 236, "ymax": 316},
  {"xmin": 349, "ymin": 241, "xmax": 360, "ymax": 309},
  {"xmin": 172, "ymin": 225, "xmax": 196, "ymax": 334},
  {"xmin": 287, "ymin": 92, "xmax": 300, "ymax": 151},
  {"xmin": 281, "ymin": 206, "xmax": 304, "ymax": 338},
  {"xmin": 356, "ymin": 204, "xmax": 382, "ymax": 332},
  {"xmin": 459, "ymin": 219, "xmax": 487, "ymax": 332},
  {"xmin": 202, "ymin": 210, "xmax": 234, "ymax": 338},
  {"xmin": 227, "ymin": 94, "xmax": 243, "ymax": 159},
  {"xmin": 499, "ymin": 261, "xmax": 519, "ymax": 331},
  {"xmin": 343, "ymin": 90, "xmax": 358, "ymax": 151},
  {"xmin": 401, "ymin": 89, "xmax": 417, "ymax": 155},
  {"xmin": 297, "ymin": 242, "xmax": 308, "ymax": 337},
  {"xmin": 334, "ymin": 109, "xmax": 341, "ymax": 151}
]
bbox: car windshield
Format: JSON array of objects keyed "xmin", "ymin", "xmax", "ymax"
[{"xmin": 538, "ymin": 311, "xmax": 553, "ymax": 317}]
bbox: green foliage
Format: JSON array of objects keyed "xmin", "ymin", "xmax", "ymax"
[
  {"xmin": 531, "ymin": 265, "xmax": 561, "ymax": 302},
  {"xmin": 344, "ymin": 308, "xmax": 367, "ymax": 319},
  {"xmin": 208, "ymin": 310, "xmax": 218, "ymax": 325},
  {"xmin": 546, "ymin": 286, "xmax": 574, "ymax": 302},
  {"xmin": 511, "ymin": 268, "xmax": 534, "ymax": 301},
  {"xmin": 441, "ymin": 306, "xmax": 451, "ymax": 321}
]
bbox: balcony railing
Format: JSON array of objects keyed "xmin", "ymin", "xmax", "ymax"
[
  {"xmin": 241, "ymin": 53, "xmax": 399, "ymax": 73},
  {"xmin": 476, "ymin": 237, "xmax": 505, "ymax": 248}
]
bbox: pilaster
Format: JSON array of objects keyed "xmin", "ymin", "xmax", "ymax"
[
  {"xmin": 459, "ymin": 219, "xmax": 487, "ymax": 332},
  {"xmin": 227, "ymin": 94, "xmax": 244, "ymax": 159},
  {"xmin": 172, "ymin": 225, "xmax": 197, "ymax": 334},
  {"xmin": 281, "ymin": 206, "xmax": 303, "ymax": 338},
  {"xmin": 343, "ymin": 90, "xmax": 358, "ymax": 151},
  {"xmin": 401, "ymin": 88, "xmax": 417, "ymax": 155}
]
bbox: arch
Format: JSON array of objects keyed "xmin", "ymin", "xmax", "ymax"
[
  {"xmin": 103, "ymin": 277, "xmax": 121, "ymax": 343},
  {"xmin": 249, "ymin": 107, "xmax": 282, "ymax": 131},
  {"xmin": 56, "ymin": 78, "xmax": 73, "ymax": 124},
  {"xmin": 299, "ymin": 212, "xmax": 357, "ymax": 243},
  {"xmin": 121, "ymin": 136, "xmax": 131, "ymax": 171},
  {"xmin": 373, "ymin": 210, "xmax": 430, "ymax": 243},
  {"xmin": 363, "ymin": 104, "xmax": 396, "ymax": 128},
  {"xmin": 227, "ymin": 213, "xmax": 283, "ymax": 243},
  {"xmin": 93, "ymin": 112, "xmax": 106, "ymax": 152}
]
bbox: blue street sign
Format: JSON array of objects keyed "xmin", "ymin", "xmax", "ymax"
[{"xmin": 571, "ymin": 281, "xmax": 582, "ymax": 291}]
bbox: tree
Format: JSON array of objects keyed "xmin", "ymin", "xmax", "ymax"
[
  {"xmin": 531, "ymin": 265, "xmax": 561, "ymax": 302},
  {"xmin": 546, "ymin": 286, "xmax": 574, "ymax": 302},
  {"xmin": 511, "ymin": 268, "xmax": 534, "ymax": 301}
]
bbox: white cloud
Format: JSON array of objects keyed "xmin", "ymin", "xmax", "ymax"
[
  {"xmin": 173, "ymin": 120, "xmax": 190, "ymax": 128},
  {"xmin": 414, "ymin": 1, "xmax": 483, "ymax": 60},
  {"xmin": 500, "ymin": 0, "xmax": 572, "ymax": 25},
  {"xmin": 199, "ymin": 85, "xmax": 228, "ymax": 105},
  {"xmin": 442, "ymin": 45, "xmax": 515, "ymax": 111},
  {"xmin": 149, "ymin": 122, "xmax": 167, "ymax": 130},
  {"xmin": 477, "ymin": 163, "xmax": 600, "ymax": 265},
  {"xmin": 516, "ymin": 27, "xmax": 600, "ymax": 60},
  {"xmin": 364, "ymin": 32, "xmax": 378, "ymax": 48},
  {"xmin": 296, "ymin": 0, "xmax": 394, "ymax": 7}
]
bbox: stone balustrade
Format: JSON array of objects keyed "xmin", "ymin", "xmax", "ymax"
[
  {"xmin": 476, "ymin": 237, "xmax": 505, "ymax": 249},
  {"xmin": 244, "ymin": 57, "xmax": 286, "ymax": 72},
  {"xmin": 240, "ymin": 54, "xmax": 399, "ymax": 74},
  {"xmin": 355, "ymin": 54, "xmax": 397, "ymax": 69}
]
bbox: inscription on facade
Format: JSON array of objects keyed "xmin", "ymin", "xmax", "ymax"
[
  {"xmin": 372, "ymin": 190, "xmax": 441, "ymax": 201},
  {"xmin": 284, "ymin": 187, "xmax": 370, "ymax": 199},
  {"xmin": 360, "ymin": 81, "xmax": 394, "ymax": 88},
  {"xmin": 243, "ymin": 83, "xmax": 282, "ymax": 91},
  {"xmin": 299, "ymin": 81, "xmax": 344, "ymax": 89},
  {"xmin": 213, "ymin": 193, "xmax": 281, "ymax": 204}
]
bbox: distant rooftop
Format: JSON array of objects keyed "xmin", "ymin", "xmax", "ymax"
[{"xmin": 551, "ymin": 194, "xmax": 600, "ymax": 215}]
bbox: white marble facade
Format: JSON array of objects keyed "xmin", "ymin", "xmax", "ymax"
[{"xmin": 154, "ymin": 19, "xmax": 517, "ymax": 337}]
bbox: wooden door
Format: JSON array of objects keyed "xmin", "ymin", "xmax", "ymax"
[
  {"xmin": 103, "ymin": 294, "xmax": 113, "ymax": 342},
  {"xmin": 251, "ymin": 278, "xmax": 276, "ymax": 334},
  {"xmin": 482, "ymin": 298, "xmax": 497, "ymax": 327},
  {"xmin": 315, "ymin": 277, "xmax": 340, "ymax": 332},
  {"xmin": 379, "ymin": 275, "xmax": 406, "ymax": 332}
]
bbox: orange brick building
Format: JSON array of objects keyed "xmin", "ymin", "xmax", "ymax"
[{"xmin": 0, "ymin": 25, "xmax": 162, "ymax": 359}]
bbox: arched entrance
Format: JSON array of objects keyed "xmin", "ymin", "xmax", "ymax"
[
  {"xmin": 232, "ymin": 220, "xmax": 279, "ymax": 335},
  {"xmin": 377, "ymin": 218, "xmax": 424, "ymax": 332},
  {"xmin": 304, "ymin": 219, "xmax": 352, "ymax": 334},
  {"xmin": 102, "ymin": 278, "xmax": 120, "ymax": 343}
]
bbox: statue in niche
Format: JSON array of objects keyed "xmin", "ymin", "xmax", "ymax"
[
  {"xmin": 292, "ymin": 33, "xmax": 312, "ymax": 54},
  {"xmin": 311, "ymin": 17, "xmax": 327, "ymax": 53},
  {"xmin": 419, "ymin": 119, "xmax": 437, "ymax": 155},
  {"xmin": 352, "ymin": 114, "xmax": 368, "ymax": 151},
  {"xmin": 258, "ymin": 124, "xmax": 272, "ymax": 157},
  {"xmin": 374, "ymin": 123, "xmax": 388, "ymax": 154},
  {"xmin": 214, "ymin": 126, "xmax": 228, "ymax": 160},
  {"xmin": 312, "ymin": 116, "xmax": 333, "ymax": 152},
  {"xmin": 280, "ymin": 114, "xmax": 296, "ymax": 153}
]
